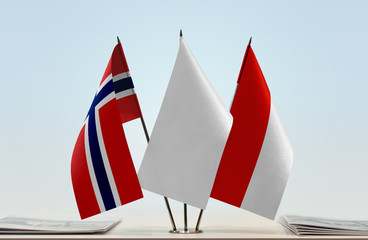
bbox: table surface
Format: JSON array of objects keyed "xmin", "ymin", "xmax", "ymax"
[{"xmin": 0, "ymin": 213, "xmax": 367, "ymax": 240}]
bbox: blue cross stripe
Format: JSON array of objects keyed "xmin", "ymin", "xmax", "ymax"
[
  {"xmin": 87, "ymin": 79, "xmax": 117, "ymax": 211},
  {"xmin": 113, "ymin": 77, "xmax": 134, "ymax": 94}
]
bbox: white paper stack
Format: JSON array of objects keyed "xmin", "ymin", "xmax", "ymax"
[
  {"xmin": 280, "ymin": 215, "xmax": 368, "ymax": 236},
  {"xmin": 0, "ymin": 216, "xmax": 119, "ymax": 234}
]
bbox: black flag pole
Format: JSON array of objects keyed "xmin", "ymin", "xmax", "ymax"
[
  {"xmin": 195, "ymin": 209, "xmax": 203, "ymax": 231},
  {"xmin": 180, "ymin": 29, "xmax": 190, "ymax": 233},
  {"xmin": 184, "ymin": 203, "xmax": 188, "ymax": 231},
  {"xmin": 116, "ymin": 36, "xmax": 177, "ymax": 232}
]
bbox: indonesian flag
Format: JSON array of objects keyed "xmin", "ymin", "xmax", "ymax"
[
  {"xmin": 211, "ymin": 44, "xmax": 293, "ymax": 220},
  {"xmin": 71, "ymin": 41, "xmax": 143, "ymax": 219}
]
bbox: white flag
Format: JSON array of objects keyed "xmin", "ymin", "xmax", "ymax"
[{"xmin": 138, "ymin": 37, "xmax": 232, "ymax": 209}]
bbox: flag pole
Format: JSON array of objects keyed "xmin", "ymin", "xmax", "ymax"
[
  {"xmin": 179, "ymin": 29, "xmax": 190, "ymax": 233},
  {"xmin": 184, "ymin": 203, "xmax": 188, "ymax": 231},
  {"xmin": 116, "ymin": 36, "xmax": 177, "ymax": 232},
  {"xmin": 195, "ymin": 209, "xmax": 203, "ymax": 231},
  {"xmin": 230, "ymin": 36, "xmax": 252, "ymax": 108},
  {"xmin": 179, "ymin": 29, "xmax": 204, "ymax": 234}
]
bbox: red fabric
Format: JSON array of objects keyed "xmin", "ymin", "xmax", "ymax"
[
  {"xmin": 99, "ymin": 100, "xmax": 143, "ymax": 204},
  {"xmin": 71, "ymin": 125, "xmax": 100, "ymax": 219},
  {"xmin": 116, "ymin": 94, "xmax": 142, "ymax": 123},
  {"xmin": 100, "ymin": 42, "xmax": 130, "ymax": 86},
  {"xmin": 113, "ymin": 41, "xmax": 142, "ymax": 123},
  {"xmin": 211, "ymin": 46, "xmax": 271, "ymax": 207},
  {"xmin": 112, "ymin": 43, "xmax": 129, "ymax": 76}
]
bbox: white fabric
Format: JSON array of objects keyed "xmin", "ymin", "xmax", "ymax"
[
  {"xmin": 113, "ymin": 72, "xmax": 130, "ymax": 82},
  {"xmin": 138, "ymin": 38, "xmax": 232, "ymax": 209},
  {"xmin": 115, "ymin": 88, "xmax": 135, "ymax": 100},
  {"xmin": 240, "ymin": 101, "xmax": 293, "ymax": 219}
]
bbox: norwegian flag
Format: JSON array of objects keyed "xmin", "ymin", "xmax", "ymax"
[{"xmin": 71, "ymin": 41, "xmax": 143, "ymax": 219}]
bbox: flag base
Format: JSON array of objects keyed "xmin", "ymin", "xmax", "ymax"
[{"xmin": 169, "ymin": 229, "xmax": 203, "ymax": 234}]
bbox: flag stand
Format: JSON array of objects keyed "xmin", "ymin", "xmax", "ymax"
[{"xmin": 168, "ymin": 204, "xmax": 203, "ymax": 234}]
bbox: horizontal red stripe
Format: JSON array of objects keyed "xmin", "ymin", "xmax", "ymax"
[
  {"xmin": 116, "ymin": 94, "xmax": 142, "ymax": 123},
  {"xmin": 112, "ymin": 43, "xmax": 129, "ymax": 76},
  {"xmin": 71, "ymin": 125, "xmax": 101, "ymax": 219},
  {"xmin": 211, "ymin": 46, "xmax": 271, "ymax": 207}
]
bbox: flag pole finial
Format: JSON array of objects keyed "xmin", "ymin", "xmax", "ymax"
[
  {"xmin": 180, "ymin": 29, "xmax": 183, "ymax": 37},
  {"xmin": 117, "ymin": 36, "xmax": 121, "ymax": 44},
  {"xmin": 248, "ymin": 36, "xmax": 252, "ymax": 46}
]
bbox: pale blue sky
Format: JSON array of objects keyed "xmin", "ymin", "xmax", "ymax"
[{"xmin": 0, "ymin": 0, "xmax": 367, "ymax": 221}]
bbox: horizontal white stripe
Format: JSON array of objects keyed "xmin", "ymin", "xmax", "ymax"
[
  {"xmin": 95, "ymin": 92, "xmax": 122, "ymax": 207},
  {"xmin": 240, "ymin": 101, "xmax": 293, "ymax": 220},
  {"xmin": 116, "ymin": 88, "xmax": 135, "ymax": 100},
  {"xmin": 113, "ymin": 72, "xmax": 130, "ymax": 82},
  {"xmin": 84, "ymin": 118, "xmax": 105, "ymax": 212},
  {"xmin": 98, "ymin": 74, "xmax": 112, "ymax": 93}
]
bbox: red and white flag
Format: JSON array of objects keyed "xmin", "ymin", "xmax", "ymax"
[
  {"xmin": 211, "ymin": 44, "xmax": 293, "ymax": 220},
  {"xmin": 71, "ymin": 41, "xmax": 143, "ymax": 219}
]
